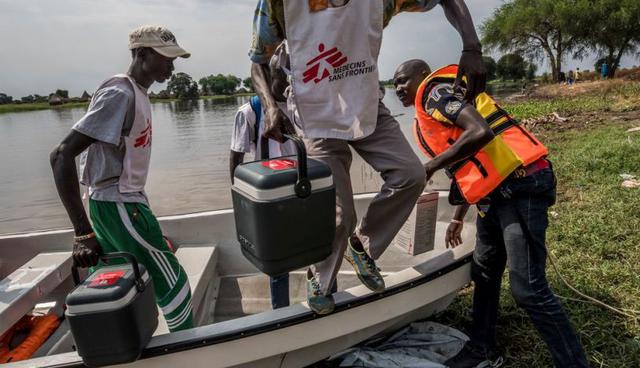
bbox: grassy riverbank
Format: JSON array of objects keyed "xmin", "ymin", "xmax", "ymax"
[
  {"xmin": 0, "ymin": 93, "xmax": 253, "ymax": 114},
  {"xmin": 0, "ymin": 101, "xmax": 90, "ymax": 114},
  {"xmin": 438, "ymin": 80, "xmax": 640, "ymax": 367},
  {"xmin": 504, "ymin": 80, "xmax": 640, "ymax": 119}
]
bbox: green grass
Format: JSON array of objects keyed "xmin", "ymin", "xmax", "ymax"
[
  {"xmin": 439, "ymin": 120, "xmax": 640, "ymax": 367},
  {"xmin": 488, "ymin": 79, "xmax": 529, "ymax": 89},
  {"xmin": 0, "ymin": 101, "xmax": 90, "ymax": 114},
  {"xmin": 504, "ymin": 82, "xmax": 640, "ymax": 120},
  {"xmin": 504, "ymin": 96, "xmax": 611, "ymax": 120}
]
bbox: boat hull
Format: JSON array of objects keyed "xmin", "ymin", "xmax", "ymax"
[{"xmin": 3, "ymin": 192, "xmax": 476, "ymax": 368}]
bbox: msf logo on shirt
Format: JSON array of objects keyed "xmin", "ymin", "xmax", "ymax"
[
  {"xmin": 134, "ymin": 119, "xmax": 152, "ymax": 148},
  {"xmin": 303, "ymin": 43, "xmax": 348, "ymax": 84}
]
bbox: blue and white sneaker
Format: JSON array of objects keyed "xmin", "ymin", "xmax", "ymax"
[{"xmin": 344, "ymin": 237, "xmax": 385, "ymax": 293}]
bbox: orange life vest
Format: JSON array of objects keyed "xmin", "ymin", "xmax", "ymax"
[
  {"xmin": 414, "ymin": 65, "xmax": 548, "ymax": 204},
  {"xmin": 0, "ymin": 314, "xmax": 60, "ymax": 363}
]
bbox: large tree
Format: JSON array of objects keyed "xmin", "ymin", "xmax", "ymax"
[
  {"xmin": 580, "ymin": 0, "xmax": 640, "ymax": 78},
  {"xmin": 199, "ymin": 74, "xmax": 241, "ymax": 96},
  {"xmin": 167, "ymin": 72, "xmax": 199, "ymax": 100},
  {"xmin": 497, "ymin": 54, "xmax": 527, "ymax": 81},
  {"xmin": 482, "ymin": 56, "xmax": 498, "ymax": 81},
  {"xmin": 481, "ymin": 0, "xmax": 584, "ymax": 82},
  {"xmin": 54, "ymin": 89, "xmax": 69, "ymax": 99},
  {"xmin": 242, "ymin": 77, "xmax": 254, "ymax": 92},
  {"xmin": 0, "ymin": 93, "xmax": 13, "ymax": 105}
]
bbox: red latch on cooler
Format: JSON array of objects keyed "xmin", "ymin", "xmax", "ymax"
[
  {"xmin": 89, "ymin": 270, "xmax": 125, "ymax": 287},
  {"xmin": 261, "ymin": 159, "xmax": 298, "ymax": 171}
]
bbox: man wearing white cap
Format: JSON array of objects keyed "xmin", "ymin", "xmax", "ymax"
[{"xmin": 50, "ymin": 26, "xmax": 194, "ymax": 332}]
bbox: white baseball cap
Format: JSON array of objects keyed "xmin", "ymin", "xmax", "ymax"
[{"xmin": 128, "ymin": 25, "xmax": 190, "ymax": 59}]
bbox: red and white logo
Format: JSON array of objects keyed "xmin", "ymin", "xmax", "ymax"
[
  {"xmin": 134, "ymin": 119, "xmax": 152, "ymax": 148},
  {"xmin": 89, "ymin": 270, "xmax": 126, "ymax": 287},
  {"xmin": 261, "ymin": 159, "xmax": 298, "ymax": 171},
  {"xmin": 303, "ymin": 43, "xmax": 348, "ymax": 84}
]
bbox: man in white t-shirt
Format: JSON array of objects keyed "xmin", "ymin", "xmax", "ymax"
[
  {"xmin": 50, "ymin": 26, "xmax": 194, "ymax": 332},
  {"xmin": 229, "ymin": 96, "xmax": 295, "ymax": 166}
]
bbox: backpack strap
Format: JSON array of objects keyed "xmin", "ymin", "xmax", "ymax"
[
  {"xmin": 249, "ymin": 95, "xmax": 262, "ymax": 145},
  {"xmin": 122, "ymin": 79, "xmax": 137, "ymax": 136},
  {"xmin": 249, "ymin": 96, "xmax": 270, "ymax": 159}
]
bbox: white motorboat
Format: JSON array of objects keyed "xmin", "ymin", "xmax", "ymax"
[{"xmin": 0, "ymin": 191, "xmax": 476, "ymax": 368}]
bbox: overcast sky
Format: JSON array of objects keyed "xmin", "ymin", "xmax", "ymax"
[{"xmin": 0, "ymin": 0, "xmax": 637, "ymax": 97}]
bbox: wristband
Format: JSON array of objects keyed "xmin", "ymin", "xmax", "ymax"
[
  {"xmin": 450, "ymin": 219, "xmax": 463, "ymax": 225},
  {"xmin": 74, "ymin": 232, "xmax": 96, "ymax": 242}
]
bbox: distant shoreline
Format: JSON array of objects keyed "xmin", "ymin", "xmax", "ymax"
[{"xmin": 0, "ymin": 93, "xmax": 254, "ymax": 115}]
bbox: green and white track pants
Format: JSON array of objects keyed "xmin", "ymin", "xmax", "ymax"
[{"xmin": 89, "ymin": 199, "xmax": 193, "ymax": 332}]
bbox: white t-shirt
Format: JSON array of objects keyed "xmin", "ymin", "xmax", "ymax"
[
  {"xmin": 73, "ymin": 76, "xmax": 150, "ymax": 204},
  {"xmin": 230, "ymin": 101, "xmax": 297, "ymax": 159}
]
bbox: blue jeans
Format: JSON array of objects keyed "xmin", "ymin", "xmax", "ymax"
[
  {"xmin": 270, "ymin": 274, "xmax": 338, "ymax": 309},
  {"xmin": 470, "ymin": 166, "xmax": 589, "ymax": 367}
]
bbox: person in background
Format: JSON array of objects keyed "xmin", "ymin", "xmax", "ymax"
[
  {"xmin": 601, "ymin": 62, "xmax": 609, "ymax": 79},
  {"xmin": 567, "ymin": 70, "xmax": 574, "ymax": 85},
  {"xmin": 50, "ymin": 26, "xmax": 194, "ymax": 332},
  {"xmin": 575, "ymin": 67, "xmax": 581, "ymax": 83},
  {"xmin": 393, "ymin": 59, "xmax": 589, "ymax": 368}
]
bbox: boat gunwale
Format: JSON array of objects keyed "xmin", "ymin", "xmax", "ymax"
[{"xmin": 47, "ymin": 253, "xmax": 472, "ymax": 368}]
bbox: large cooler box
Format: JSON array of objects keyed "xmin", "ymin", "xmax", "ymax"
[
  {"xmin": 65, "ymin": 252, "xmax": 157, "ymax": 367},
  {"xmin": 232, "ymin": 135, "xmax": 335, "ymax": 276}
]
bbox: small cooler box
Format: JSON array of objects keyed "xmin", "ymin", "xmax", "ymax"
[
  {"xmin": 232, "ymin": 135, "xmax": 335, "ymax": 276},
  {"xmin": 66, "ymin": 252, "xmax": 157, "ymax": 367}
]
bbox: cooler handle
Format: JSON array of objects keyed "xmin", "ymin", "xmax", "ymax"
[
  {"xmin": 283, "ymin": 134, "xmax": 311, "ymax": 198},
  {"xmin": 72, "ymin": 252, "xmax": 146, "ymax": 292}
]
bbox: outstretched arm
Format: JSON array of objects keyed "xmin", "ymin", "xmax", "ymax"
[{"xmin": 439, "ymin": 0, "xmax": 486, "ymax": 102}]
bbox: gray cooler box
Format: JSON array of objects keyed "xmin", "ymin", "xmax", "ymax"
[
  {"xmin": 232, "ymin": 135, "xmax": 335, "ymax": 276},
  {"xmin": 66, "ymin": 252, "xmax": 157, "ymax": 367}
]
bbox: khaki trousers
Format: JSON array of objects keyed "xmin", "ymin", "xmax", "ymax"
[{"xmin": 304, "ymin": 101, "xmax": 426, "ymax": 295}]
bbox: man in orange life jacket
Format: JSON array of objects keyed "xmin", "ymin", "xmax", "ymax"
[{"xmin": 393, "ymin": 60, "xmax": 588, "ymax": 368}]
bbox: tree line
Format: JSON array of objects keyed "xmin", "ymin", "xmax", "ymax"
[
  {"xmin": 163, "ymin": 73, "xmax": 253, "ymax": 100},
  {"xmin": 380, "ymin": 53, "xmax": 536, "ymax": 86},
  {"xmin": 0, "ymin": 75, "xmax": 254, "ymax": 105},
  {"xmin": 0, "ymin": 89, "xmax": 81, "ymax": 105},
  {"xmin": 482, "ymin": 0, "xmax": 640, "ymax": 81}
]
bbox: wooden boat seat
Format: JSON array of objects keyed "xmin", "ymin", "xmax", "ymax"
[
  {"xmin": 0, "ymin": 252, "xmax": 72, "ymax": 336},
  {"xmin": 154, "ymin": 244, "xmax": 218, "ymax": 335}
]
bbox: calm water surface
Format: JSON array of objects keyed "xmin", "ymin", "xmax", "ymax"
[
  {"xmin": 0, "ymin": 86, "xmax": 519, "ymax": 235},
  {"xmin": 1, "ymin": 90, "xmax": 442, "ymax": 235}
]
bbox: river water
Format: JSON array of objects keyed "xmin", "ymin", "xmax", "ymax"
[
  {"xmin": 0, "ymin": 85, "xmax": 519, "ymax": 235},
  {"xmin": 0, "ymin": 90, "xmax": 429, "ymax": 235}
]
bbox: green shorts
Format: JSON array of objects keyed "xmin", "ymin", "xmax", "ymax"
[{"xmin": 89, "ymin": 199, "xmax": 193, "ymax": 332}]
